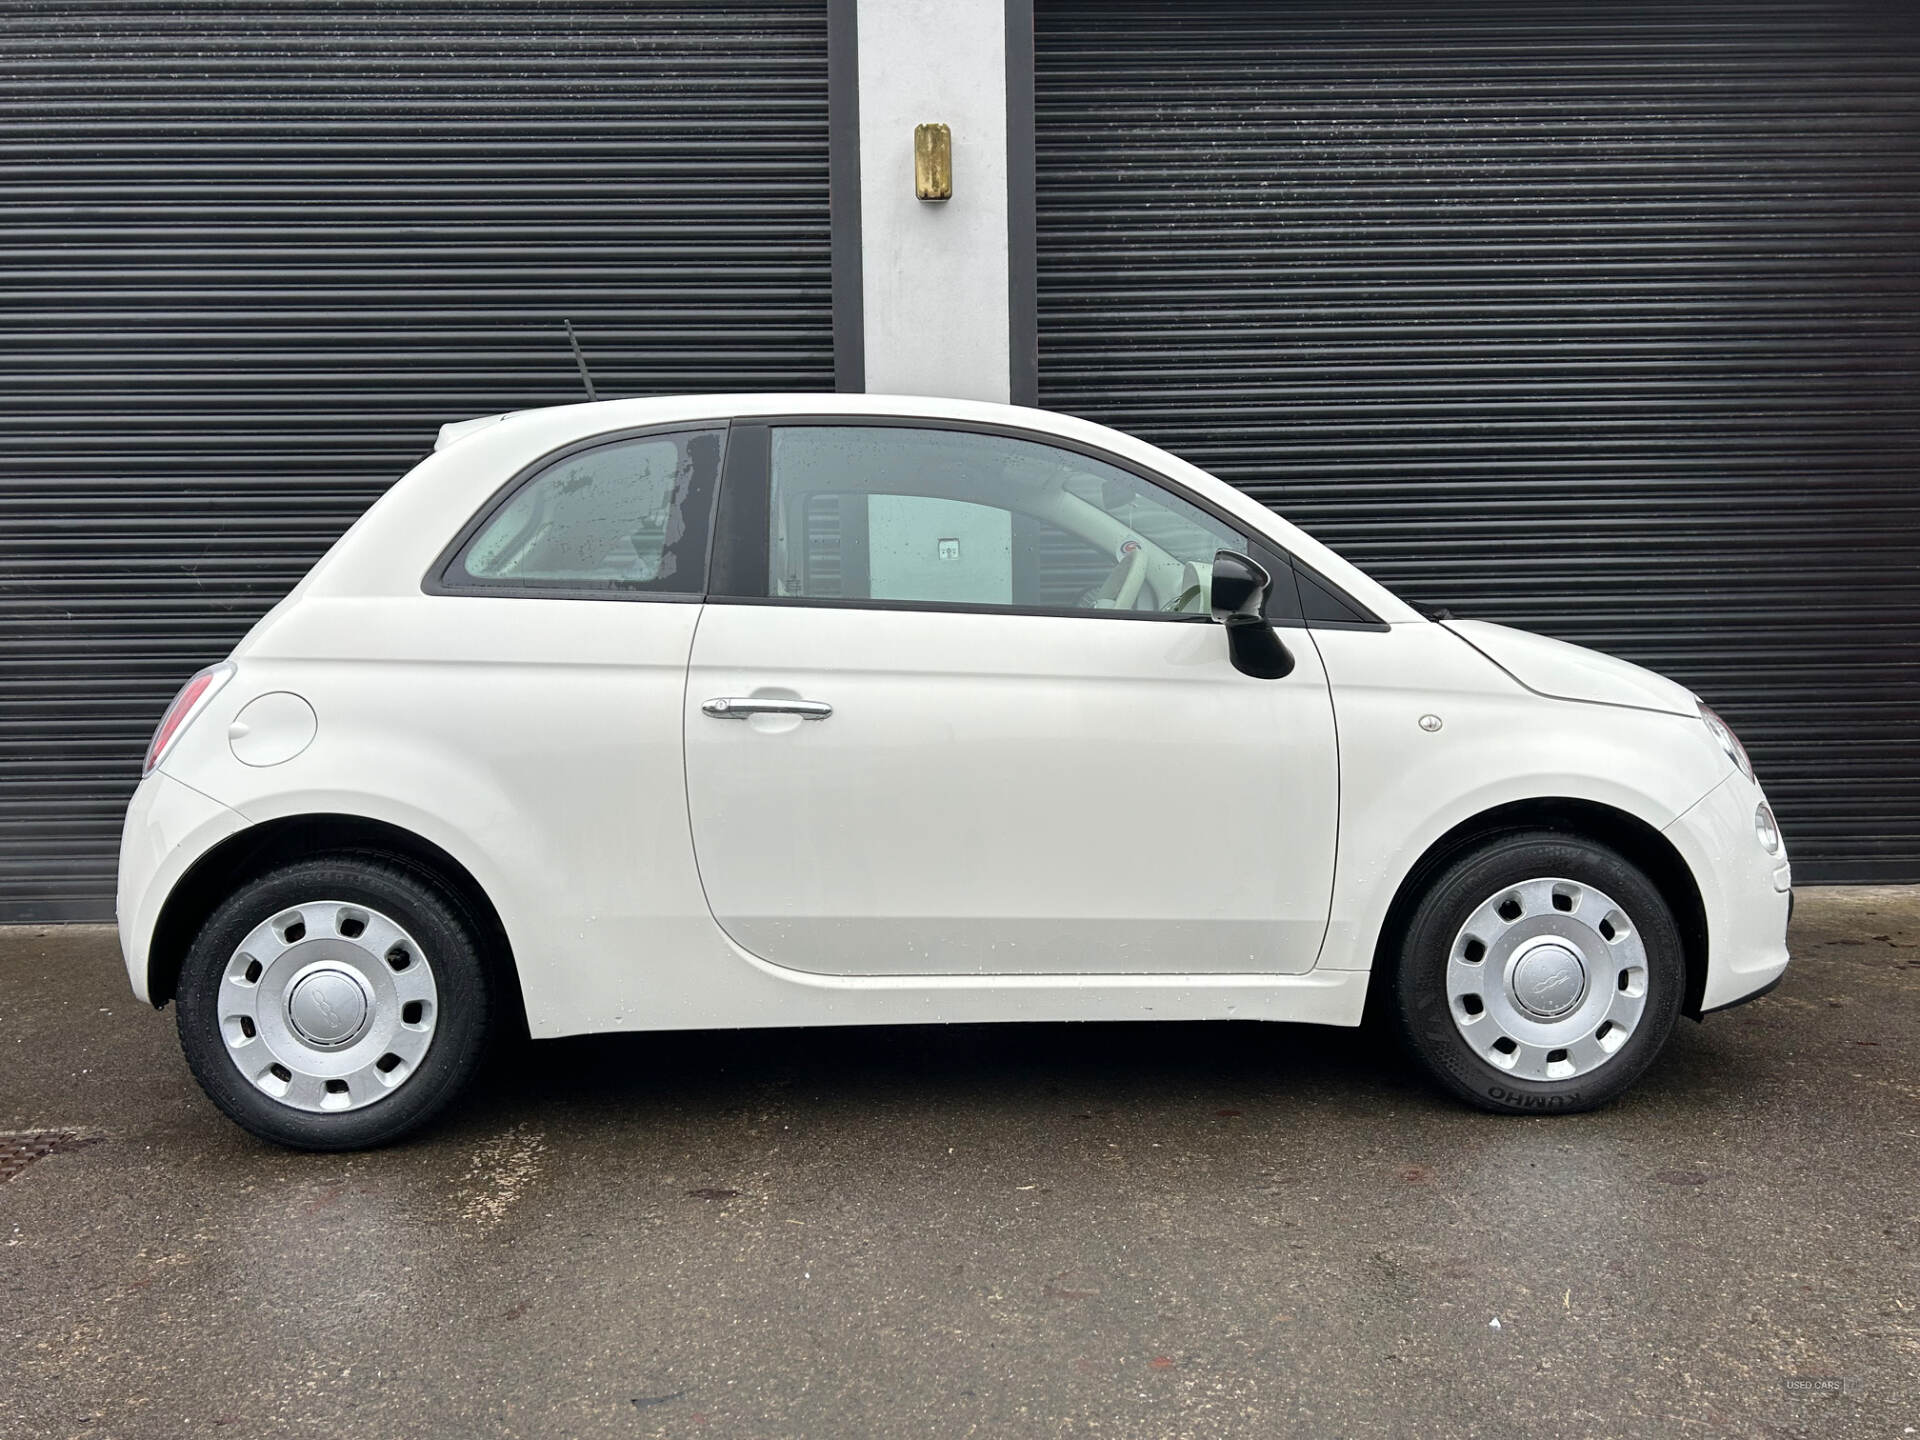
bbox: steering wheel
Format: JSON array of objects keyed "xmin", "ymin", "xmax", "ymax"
[{"xmin": 1081, "ymin": 544, "xmax": 1150, "ymax": 611}]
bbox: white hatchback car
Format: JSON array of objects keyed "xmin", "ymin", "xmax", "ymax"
[{"xmin": 120, "ymin": 394, "xmax": 1791, "ymax": 1149}]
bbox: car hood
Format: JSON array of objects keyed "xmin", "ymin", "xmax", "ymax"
[{"xmin": 1441, "ymin": 619, "xmax": 1696, "ymax": 717}]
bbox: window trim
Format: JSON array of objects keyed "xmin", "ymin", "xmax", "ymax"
[
  {"xmin": 422, "ymin": 421, "xmax": 730, "ymax": 604},
  {"xmin": 709, "ymin": 414, "xmax": 1390, "ymax": 628}
]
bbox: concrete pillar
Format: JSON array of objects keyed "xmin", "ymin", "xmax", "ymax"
[{"xmin": 849, "ymin": 0, "xmax": 1013, "ymax": 402}]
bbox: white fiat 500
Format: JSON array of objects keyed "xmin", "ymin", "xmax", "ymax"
[{"xmin": 120, "ymin": 394, "xmax": 1791, "ymax": 1148}]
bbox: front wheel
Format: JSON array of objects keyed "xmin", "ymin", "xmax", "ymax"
[
  {"xmin": 1392, "ymin": 831, "xmax": 1684, "ymax": 1114},
  {"xmin": 175, "ymin": 854, "xmax": 493, "ymax": 1150}
]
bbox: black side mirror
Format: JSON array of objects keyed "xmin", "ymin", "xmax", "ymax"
[{"xmin": 1209, "ymin": 549, "xmax": 1295, "ymax": 680}]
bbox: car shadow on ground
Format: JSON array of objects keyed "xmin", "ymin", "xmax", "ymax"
[
  {"xmin": 449, "ymin": 1001, "xmax": 1755, "ymax": 1139},
  {"xmin": 464, "ymin": 1016, "xmax": 1443, "ymax": 1125}
]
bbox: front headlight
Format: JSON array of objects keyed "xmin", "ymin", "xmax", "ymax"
[
  {"xmin": 1697, "ymin": 701, "xmax": 1755, "ymax": 783},
  {"xmin": 1754, "ymin": 802, "xmax": 1781, "ymax": 854}
]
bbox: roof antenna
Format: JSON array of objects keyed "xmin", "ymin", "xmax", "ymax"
[{"xmin": 563, "ymin": 319, "xmax": 598, "ymax": 402}]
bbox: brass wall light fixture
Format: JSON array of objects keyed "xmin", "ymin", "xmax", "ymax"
[{"xmin": 914, "ymin": 123, "xmax": 952, "ymax": 202}]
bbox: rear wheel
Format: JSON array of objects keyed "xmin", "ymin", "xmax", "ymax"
[
  {"xmin": 1392, "ymin": 830, "xmax": 1684, "ymax": 1114},
  {"xmin": 175, "ymin": 854, "xmax": 492, "ymax": 1149}
]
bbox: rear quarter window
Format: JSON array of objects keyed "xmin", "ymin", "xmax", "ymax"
[{"xmin": 439, "ymin": 428, "xmax": 723, "ymax": 596}]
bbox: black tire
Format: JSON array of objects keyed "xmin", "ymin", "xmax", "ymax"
[
  {"xmin": 175, "ymin": 853, "xmax": 493, "ymax": 1150},
  {"xmin": 1391, "ymin": 830, "xmax": 1684, "ymax": 1115}
]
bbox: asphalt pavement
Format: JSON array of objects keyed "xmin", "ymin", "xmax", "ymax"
[{"xmin": 3, "ymin": 888, "xmax": 1917, "ymax": 1439}]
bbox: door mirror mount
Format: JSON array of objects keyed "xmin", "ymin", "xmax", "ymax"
[{"xmin": 1209, "ymin": 549, "xmax": 1295, "ymax": 680}]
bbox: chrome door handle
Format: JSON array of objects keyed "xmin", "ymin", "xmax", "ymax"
[{"xmin": 701, "ymin": 697, "xmax": 833, "ymax": 721}]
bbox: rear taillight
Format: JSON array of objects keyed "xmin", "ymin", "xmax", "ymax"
[{"xmin": 144, "ymin": 663, "xmax": 233, "ymax": 776}]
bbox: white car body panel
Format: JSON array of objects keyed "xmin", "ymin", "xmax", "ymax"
[
  {"xmin": 1442, "ymin": 618, "xmax": 1700, "ymax": 716},
  {"xmin": 1305, "ymin": 624, "xmax": 1740, "ymax": 974},
  {"xmin": 137, "ymin": 593, "xmax": 709, "ymax": 1035},
  {"xmin": 117, "ymin": 393, "xmax": 1791, "ymax": 1041},
  {"xmin": 117, "ymin": 772, "xmax": 249, "ymax": 1003},
  {"xmin": 685, "ymin": 602, "xmax": 1338, "ymax": 977},
  {"xmin": 1663, "ymin": 771, "xmax": 1792, "ymax": 1010}
]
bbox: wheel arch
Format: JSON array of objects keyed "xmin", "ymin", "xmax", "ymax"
[
  {"xmin": 145, "ymin": 813, "xmax": 528, "ymax": 1036},
  {"xmin": 1366, "ymin": 796, "xmax": 1711, "ymax": 1021}
]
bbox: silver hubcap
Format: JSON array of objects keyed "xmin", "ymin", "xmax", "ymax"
[
  {"xmin": 217, "ymin": 901, "xmax": 439, "ymax": 1113},
  {"xmin": 1446, "ymin": 876, "xmax": 1649, "ymax": 1083},
  {"xmin": 1510, "ymin": 941, "xmax": 1585, "ymax": 1019},
  {"xmin": 286, "ymin": 968, "xmax": 371, "ymax": 1046}
]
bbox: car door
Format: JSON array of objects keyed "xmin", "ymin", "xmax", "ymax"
[{"xmin": 682, "ymin": 420, "xmax": 1340, "ymax": 977}]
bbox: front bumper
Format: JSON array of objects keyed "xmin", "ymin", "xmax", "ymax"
[
  {"xmin": 117, "ymin": 770, "xmax": 250, "ymax": 1003},
  {"xmin": 1662, "ymin": 772, "xmax": 1792, "ymax": 1014},
  {"xmin": 1698, "ymin": 967, "xmax": 1786, "ymax": 1016}
]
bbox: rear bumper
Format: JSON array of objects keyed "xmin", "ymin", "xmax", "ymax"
[
  {"xmin": 117, "ymin": 770, "xmax": 250, "ymax": 1003},
  {"xmin": 1662, "ymin": 773, "xmax": 1792, "ymax": 1015}
]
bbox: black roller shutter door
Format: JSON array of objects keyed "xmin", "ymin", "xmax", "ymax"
[
  {"xmin": 1036, "ymin": 2, "xmax": 1920, "ymax": 883},
  {"xmin": 1, "ymin": 1, "xmax": 832, "ymax": 921}
]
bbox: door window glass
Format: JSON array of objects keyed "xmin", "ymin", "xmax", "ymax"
[
  {"xmin": 449, "ymin": 428, "xmax": 723, "ymax": 594},
  {"xmin": 768, "ymin": 425, "xmax": 1254, "ymax": 615}
]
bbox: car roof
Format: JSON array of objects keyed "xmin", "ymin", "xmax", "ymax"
[{"xmin": 434, "ymin": 392, "xmax": 1122, "ymax": 452}]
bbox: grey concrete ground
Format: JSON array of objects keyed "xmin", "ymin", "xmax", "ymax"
[{"xmin": 2, "ymin": 890, "xmax": 1916, "ymax": 1440}]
